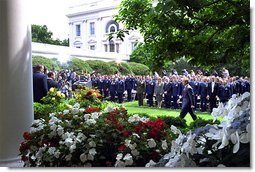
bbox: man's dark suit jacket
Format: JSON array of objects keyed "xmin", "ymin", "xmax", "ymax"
[
  {"xmin": 181, "ymin": 84, "xmax": 194, "ymax": 109},
  {"xmin": 33, "ymin": 72, "xmax": 48, "ymax": 103},
  {"xmin": 47, "ymin": 78, "xmax": 58, "ymax": 90}
]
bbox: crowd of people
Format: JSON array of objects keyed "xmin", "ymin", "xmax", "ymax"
[{"xmin": 33, "ymin": 64, "xmax": 250, "ymax": 115}]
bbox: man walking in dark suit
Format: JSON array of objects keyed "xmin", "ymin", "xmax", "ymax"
[
  {"xmin": 179, "ymin": 77, "xmax": 197, "ymax": 120},
  {"xmin": 136, "ymin": 76, "xmax": 146, "ymax": 106},
  {"xmin": 33, "ymin": 64, "xmax": 48, "ymax": 103},
  {"xmin": 207, "ymin": 76, "xmax": 219, "ymax": 112}
]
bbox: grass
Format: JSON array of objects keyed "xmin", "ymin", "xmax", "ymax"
[{"xmin": 107, "ymin": 100, "xmax": 214, "ymax": 126}]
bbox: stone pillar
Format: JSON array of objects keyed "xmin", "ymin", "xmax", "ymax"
[{"xmin": 0, "ymin": 0, "xmax": 33, "ymax": 166}]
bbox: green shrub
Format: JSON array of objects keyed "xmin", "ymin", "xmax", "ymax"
[
  {"xmin": 67, "ymin": 57, "xmax": 92, "ymax": 74},
  {"xmin": 86, "ymin": 60, "xmax": 117, "ymax": 75},
  {"xmin": 108, "ymin": 61, "xmax": 133, "ymax": 75},
  {"xmin": 128, "ymin": 62, "xmax": 151, "ymax": 75}
]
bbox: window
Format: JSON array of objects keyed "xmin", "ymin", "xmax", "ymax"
[
  {"xmin": 104, "ymin": 44, "xmax": 108, "ymax": 52},
  {"xmin": 116, "ymin": 43, "xmax": 119, "ymax": 53},
  {"xmin": 90, "ymin": 22, "xmax": 95, "ymax": 35},
  {"xmin": 110, "ymin": 25, "xmax": 116, "ymax": 32},
  {"xmin": 90, "ymin": 45, "xmax": 95, "ymax": 50},
  {"xmin": 109, "ymin": 41, "xmax": 115, "ymax": 52},
  {"xmin": 131, "ymin": 42, "xmax": 137, "ymax": 51},
  {"xmin": 76, "ymin": 24, "xmax": 81, "ymax": 36},
  {"xmin": 105, "ymin": 20, "xmax": 119, "ymax": 33}
]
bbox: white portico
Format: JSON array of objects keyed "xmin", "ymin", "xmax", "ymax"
[{"xmin": 66, "ymin": 0, "xmax": 143, "ymax": 61}]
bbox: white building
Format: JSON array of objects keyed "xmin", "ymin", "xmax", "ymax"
[{"xmin": 66, "ymin": 0, "xmax": 143, "ymax": 62}]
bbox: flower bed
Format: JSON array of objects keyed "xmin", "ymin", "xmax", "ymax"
[
  {"xmin": 150, "ymin": 92, "xmax": 250, "ymax": 167},
  {"xmin": 20, "ymin": 103, "xmax": 174, "ymax": 167}
]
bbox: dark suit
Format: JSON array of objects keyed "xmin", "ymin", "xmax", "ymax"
[
  {"xmin": 207, "ymin": 82, "xmax": 219, "ymax": 112},
  {"xmin": 136, "ymin": 80, "xmax": 146, "ymax": 106},
  {"xmin": 33, "ymin": 72, "xmax": 48, "ymax": 103},
  {"xmin": 47, "ymin": 78, "xmax": 58, "ymax": 91},
  {"xmin": 179, "ymin": 84, "xmax": 197, "ymax": 120}
]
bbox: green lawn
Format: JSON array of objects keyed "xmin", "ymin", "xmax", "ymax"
[{"xmin": 107, "ymin": 101, "xmax": 214, "ymax": 126}]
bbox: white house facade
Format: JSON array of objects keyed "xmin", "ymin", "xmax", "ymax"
[{"xmin": 66, "ymin": 0, "xmax": 143, "ymax": 62}]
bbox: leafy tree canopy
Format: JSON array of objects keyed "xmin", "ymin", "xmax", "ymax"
[
  {"xmin": 32, "ymin": 24, "xmax": 69, "ymax": 46},
  {"xmin": 115, "ymin": 0, "xmax": 250, "ymax": 76}
]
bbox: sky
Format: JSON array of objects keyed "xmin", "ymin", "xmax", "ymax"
[{"xmin": 28, "ymin": 0, "xmax": 91, "ymax": 40}]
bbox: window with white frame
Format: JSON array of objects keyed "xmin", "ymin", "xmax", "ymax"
[
  {"xmin": 90, "ymin": 45, "xmax": 96, "ymax": 50},
  {"xmin": 116, "ymin": 43, "xmax": 119, "ymax": 53},
  {"xmin": 76, "ymin": 24, "xmax": 81, "ymax": 36},
  {"xmin": 104, "ymin": 44, "xmax": 108, "ymax": 52},
  {"xmin": 105, "ymin": 20, "xmax": 119, "ymax": 33},
  {"xmin": 90, "ymin": 22, "xmax": 95, "ymax": 35},
  {"xmin": 109, "ymin": 40, "xmax": 115, "ymax": 52}
]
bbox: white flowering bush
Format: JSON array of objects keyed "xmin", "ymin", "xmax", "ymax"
[
  {"xmin": 150, "ymin": 92, "xmax": 250, "ymax": 167},
  {"xmin": 20, "ymin": 104, "xmax": 174, "ymax": 167}
]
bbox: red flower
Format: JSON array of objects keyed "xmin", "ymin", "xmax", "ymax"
[
  {"xmin": 149, "ymin": 151, "xmax": 160, "ymax": 160},
  {"xmin": 122, "ymin": 130, "xmax": 130, "ymax": 138},
  {"xmin": 85, "ymin": 107, "xmax": 100, "ymax": 113},
  {"xmin": 117, "ymin": 124, "xmax": 124, "ymax": 131},
  {"xmin": 118, "ymin": 144, "xmax": 127, "ymax": 152},
  {"xmin": 21, "ymin": 155, "xmax": 28, "ymax": 162},
  {"xmin": 86, "ymin": 91, "xmax": 92, "ymax": 96},
  {"xmin": 134, "ymin": 125, "xmax": 142, "ymax": 134},
  {"xmin": 19, "ymin": 142, "xmax": 29, "ymax": 152},
  {"xmin": 111, "ymin": 119, "xmax": 118, "ymax": 125},
  {"xmin": 97, "ymin": 95, "xmax": 102, "ymax": 99},
  {"xmin": 120, "ymin": 107, "xmax": 126, "ymax": 111},
  {"xmin": 23, "ymin": 131, "xmax": 32, "ymax": 140}
]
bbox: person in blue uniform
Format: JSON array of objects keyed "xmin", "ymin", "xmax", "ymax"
[
  {"xmin": 103, "ymin": 75, "xmax": 111, "ymax": 100},
  {"xmin": 171, "ymin": 76, "xmax": 181, "ymax": 109},
  {"xmin": 179, "ymin": 77, "xmax": 197, "ymax": 120},
  {"xmin": 33, "ymin": 64, "xmax": 48, "ymax": 103},
  {"xmin": 117, "ymin": 76, "xmax": 125, "ymax": 103},
  {"xmin": 125, "ymin": 75, "xmax": 134, "ymax": 101},
  {"xmin": 198, "ymin": 77, "xmax": 208, "ymax": 112},
  {"xmin": 145, "ymin": 77, "xmax": 155, "ymax": 107},
  {"xmin": 163, "ymin": 77, "xmax": 172, "ymax": 108},
  {"xmin": 109, "ymin": 76, "xmax": 117, "ymax": 102}
]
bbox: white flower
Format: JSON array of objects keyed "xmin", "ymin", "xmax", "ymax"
[
  {"xmin": 148, "ymin": 138, "xmax": 157, "ymax": 148},
  {"xmin": 48, "ymin": 147, "xmax": 56, "ymax": 155},
  {"xmin": 54, "ymin": 150, "xmax": 61, "ymax": 158},
  {"xmin": 73, "ymin": 103, "xmax": 80, "ymax": 108},
  {"xmin": 91, "ymin": 112, "xmax": 99, "ymax": 119},
  {"xmin": 132, "ymin": 133, "xmax": 140, "ymax": 138},
  {"xmin": 71, "ymin": 108, "xmax": 79, "ymax": 114},
  {"xmin": 79, "ymin": 108, "xmax": 85, "ymax": 112},
  {"xmin": 64, "ymin": 138, "xmax": 73, "ymax": 147},
  {"xmin": 89, "ymin": 140, "xmax": 96, "ymax": 147},
  {"xmin": 115, "ymin": 160, "xmax": 125, "ymax": 167},
  {"xmin": 116, "ymin": 153, "xmax": 123, "ymax": 161},
  {"xmin": 123, "ymin": 153, "xmax": 133, "ymax": 166},
  {"xmin": 171, "ymin": 125, "xmax": 181, "ymax": 134},
  {"xmin": 89, "ymin": 148, "xmax": 97, "ymax": 156},
  {"xmin": 70, "ymin": 144, "xmax": 76, "ymax": 153},
  {"xmin": 230, "ymin": 131, "xmax": 240, "ymax": 153},
  {"xmin": 161, "ymin": 140, "xmax": 168, "ymax": 150},
  {"xmin": 86, "ymin": 119, "xmax": 96, "ymax": 125},
  {"xmin": 57, "ymin": 126, "xmax": 64, "ymax": 136},
  {"xmin": 125, "ymin": 139, "xmax": 131, "ymax": 147},
  {"xmin": 65, "ymin": 154, "xmax": 72, "ymax": 161},
  {"xmin": 84, "ymin": 114, "xmax": 90, "ymax": 120},
  {"xmin": 145, "ymin": 160, "xmax": 156, "ymax": 167},
  {"xmin": 129, "ymin": 143, "xmax": 137, "ymax": 150},
  {"xmin": 77, "ymin": 133, "xmax": 87, "ymax": 142},
  {"xmin": 63, "ymin": 110, "xmax": 69, "ymax": 115},
  {"xmin": 131, "ymin": 149, "xmax": 140, "ymax": 157},
  {"xmin": 80, "ymin": 153, "xmax": 87, "ymax": 163},
  {"xmin": 87, "ymin": 154, "xmax": 94, "ymax": 161}
]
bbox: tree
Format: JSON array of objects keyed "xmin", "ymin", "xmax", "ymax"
[
  {"xmin": 115, "ymin": 0, "xmax": 250, "ymax": 76},
  {"xmin": 32, "ymin": 56, "xmax": 60, "ymax": 71},
  {"xmin": 32, "ymin": 24, "xmax": 69, "ymax": 46}
]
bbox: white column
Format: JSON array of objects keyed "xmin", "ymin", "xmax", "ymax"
[{"xmin": 0, "ymin": 0, "xmax": 33, "ymax": 165}]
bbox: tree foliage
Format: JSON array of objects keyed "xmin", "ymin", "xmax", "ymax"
[
  {"xmin": 32, "ymin": 24, "xmax": 69, "ymax": 46},
  {"xmin": 32, "ymin": 56, "xmax": 60, "ymax": 71},
  {"xmin": 115, "ymin": 0, "xmax": 250, "ymax": 76}
]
